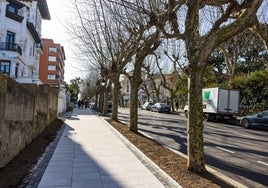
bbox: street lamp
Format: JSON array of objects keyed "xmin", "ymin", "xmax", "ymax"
[
  {"xmin": 99, "ymin": 78, "xmax": 108, "ymax": 116},
  {"xmin": 101, "ymin": 79, "xmax": 106, "ymax": 87},
  {"xmin": 100, "ymin": 79, "xmax": 106, "ymax": 86}
]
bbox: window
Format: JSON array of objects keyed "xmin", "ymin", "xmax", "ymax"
[
  {"xmin": 47, "ymin": 74, "xmax": 56, "ymax": 80},
  {"xmin": 0, "ymin": 61, "xmax": 10, "ymax": 75},
  {"xmin": 48, "ymin": 56, "xmax": 56, "ymax": 62},
  {"xmin": 6, "ymin": 4, "xmax": 18, "ymax": 14},
  {"xmin": 49, "ymin": 47, "xmax": 57, "ymax": 53},
  {"xmin": 6, "ymin": 31, "xmax": 15, "ymax": 49},
  {"xmin": 5, "ymin": 4, "xmax": 23, "ymax": 22},
  {"xmin": 48, "ymin": 65, "xmax": 56, "ymax": 71}
]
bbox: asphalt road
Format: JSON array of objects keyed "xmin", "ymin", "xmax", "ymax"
[{"xmin": 117, "ymin": 108, "xmax": 268, "ymax": 188}]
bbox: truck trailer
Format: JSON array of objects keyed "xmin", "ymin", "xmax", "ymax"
[{"xmin": 184, "ymin": 87, "xmax": 240, "ymax": 121}]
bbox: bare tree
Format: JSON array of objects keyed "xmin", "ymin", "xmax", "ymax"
[
  {"xmin": 112, "ymin": 0, "xmax": 265, "ymax": 173},
  {"xmin": 80, "ymin": 72, "xmax": 99, "ymax": 100},
  {"xmin": 101, "ymin": 0, "xmax": 163, "ymax": 132},
  {"xmin": 125, "ymin": 30, "xmax": 161, "ymax": 132},
  {"xmin": 142, "ymin": 56, "xmax": 162, "ymax": 103},
  {"xmin": 158, "ymin": 40, "xmax": 187, "ymax": 111},
  {"xmin": 217, "ymin": 29, "xmax": 267, "ymax": 88},
  {"xmin": 68, "ymin": 0, "xmax": 143, "ymax": 119},
  {"xmin": 70, "ymin": 0, "xmax": 266, "ymax": 173},
  {"xmin": 158, "ymin": 0, "xmax": 264, "ymax": 173}
]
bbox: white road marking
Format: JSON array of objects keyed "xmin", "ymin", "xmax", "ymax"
[
  {"xmin": 216, "ymin": 146, "xmax": 235, "ymax": 154},
  {"xmin": 257, "ymin": 161, "xmax": 268, "ymax": 166}
]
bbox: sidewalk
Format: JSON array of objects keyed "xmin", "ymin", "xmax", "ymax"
[{"xmin": 32, "ymin": 108, "xmax": 181, "ymax": 188}]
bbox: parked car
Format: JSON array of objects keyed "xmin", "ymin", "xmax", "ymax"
[
  {"xmin": 89, "ymin": 103, "xmax": 96, "ymax": 109},
  {"xmin": 183, "ymin": 105, "xmax": 188, "ymax": 118},
  {"xmin": 108, "ymin": 101, "xmax": 112, "ymax": 113},
  {"xmin": 151, "ymin": 103, "xmax": 171, "ymax": 113},
  {"xmin": 141, "ymin": 102, "xmax": 154, "ymax": 110},
  {"xmin": 240, "ymin": 110, "xmax": 268, "ymax": 129}
]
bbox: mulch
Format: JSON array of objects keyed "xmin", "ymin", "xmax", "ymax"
[{"xmin": 0, "ymin": 119, "xmax": 63, "ymax": 188}]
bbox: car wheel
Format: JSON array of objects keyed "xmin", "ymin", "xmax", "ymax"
[
  {"xmin": 184, "ymin": 110, "xmax": 188, "ymax": 118},
  {"xmin": 203, "ymin": 113, "xmax": 209, "ymax": 121},
  {"xmin": 242, "ymin": 119, "xmax": 250, "ymax": 128}
]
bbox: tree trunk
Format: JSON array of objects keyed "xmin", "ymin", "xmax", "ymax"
[
  {"xmin": 102, "ymin": 87, "xmax": 109, "ymax": 116},
  {"xmin": 111, "ymin": 79, "xmax": 121, "ymax": 121},
  {"xmin": 187, "ymin": 64, "xmax": 206, "ymax": 173},
  {"xmin": 98, "ymin": 92, "xmax": 103, "ymax": 112},
  {"xmin": 129, "ymin": 60, "xmax": 143, "ymax": 133},
  {"xmin": 170, "ymin": 90, "xmax": 176, "ymax": 112},
  {"xmin": 94, "ymin": 92, "xmax": 99, "ymax": 110},
  {"xmin": 156, "ymin": 90, "xmax": 160, "ymax": 102},
  {"xmin": 129, "ymin": 79, "xmax": 139, "ymax": 132}
]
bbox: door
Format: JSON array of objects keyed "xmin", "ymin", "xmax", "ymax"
[
  {"xmin": 6, "ymin": 31, "xmax": 15, "ymax": 50},
  {"xmin": 259, "ymin": 111, "xmax": 268, "ymax": 127}
]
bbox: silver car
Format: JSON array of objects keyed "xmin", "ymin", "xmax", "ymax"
[{"xmin": 141, "ymin": 102, "xmax": 154, "ymax": 110}]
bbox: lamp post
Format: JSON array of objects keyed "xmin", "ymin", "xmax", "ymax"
[
  {"xmin": 95, "ymin": 80, "xmax": 100, "ymax": 111},
  {"xmin": 100, "ymin": 78, "xmax": 109, "ymax": 116}
]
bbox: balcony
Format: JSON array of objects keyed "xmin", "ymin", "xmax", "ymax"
[
  {"xmin": 35, "ymin": 43, "xmax": 43, "ymax": 54},
  {"xmin": 0, "ymin": 42, "xmax": 22, "ymax": 56},
  {"xmin": 27, "ymin": 21, "xmax": 41, "ymax": 43},
  {"xmin": 6, "ymin": 11, "xmax": 24, "ymax": 22},
  {"xmin": 5, "ymin": 0, "xmax": 25, "ymax": 22}
]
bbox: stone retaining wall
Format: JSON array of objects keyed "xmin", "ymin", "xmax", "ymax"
[{"xmin": 0, "ymin": 74, "xmax": 58, "ymax": 167}]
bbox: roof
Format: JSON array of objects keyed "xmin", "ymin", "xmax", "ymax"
[
  {"xmin": 18, "ymin": 0, "xmax": 51, "ymax": 20},
  {"xmin": 37, "ymin": 0, "xmax": 51, "ymax": 20},
  {"xmin": 6, "ymin": 0, "xmax": 26, "ymax": 8}
]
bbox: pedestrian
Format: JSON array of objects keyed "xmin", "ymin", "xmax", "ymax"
[
  {"xmin": 175, "ymin": 102, "xmax": 179, "ymax": 111},
  {"xmin": 78, "ymin": 100, "xmax": 81, "ymax": 109}
]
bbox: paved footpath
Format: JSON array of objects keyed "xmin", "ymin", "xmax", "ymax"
[{"xmin": 34, "ymin": 108, "xmax": 181, "ymax": 188}]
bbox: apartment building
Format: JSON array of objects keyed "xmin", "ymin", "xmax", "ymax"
[
  {"xmin": 0, "ymin": 0, "xmax": 50, "ymax": 84},
  {"xmin": 39, "ymin": 38, "xmax": 65, "ymax": 85}
]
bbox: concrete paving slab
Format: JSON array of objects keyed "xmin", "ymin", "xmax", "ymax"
[{"xmin": 29, "ymin": 108, "xmax": 181, "ymax": 188}]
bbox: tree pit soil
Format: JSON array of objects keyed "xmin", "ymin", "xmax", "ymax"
[
  {"xmin": 0, "ymin": 117, "xmax": 233, "ymax": 188},
  {"xmin": 106, "ymin": 119, "xmax": 234, "ymax": 188},
  {"xmin": 0, "ymin": 119, "xmax": 64, "ymax": 188}
]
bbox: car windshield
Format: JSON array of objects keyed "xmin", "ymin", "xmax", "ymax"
[{"xmin": 257, "ymin": 110, "xmax": 268, "ymax": 117}]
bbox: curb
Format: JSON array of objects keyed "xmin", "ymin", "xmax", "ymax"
[
  {"xmin": 140, "ymin": 131, "xmax": 248, "ymax": 188},
  {"xmin": 101, "ymin": 117, "xmax": 182, "ymax": 188},
  {"xmin": 24, "ymin": 123, "xmax": 67, "ymax": 188},
  {"xmin": 24, "ymin": 112, "xmax": 73, "ymax": 188}
]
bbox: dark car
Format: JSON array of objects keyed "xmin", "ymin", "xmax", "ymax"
[
  {"xmin": 89, "ymin": 103, "xmax": 96, "ymax": 109},
  {"xmin": 141, "ymin": 102, "xmax": 154, "ymax": 110},
  {"xmin": 108, "ymin": 101, "xmax": 112, "ymax": 113},
  {"xmin": 240, "ymin": 110, "xmax": 268, "ymax": 129},
  {"xmin": 151, "ymin": 103, "xmax": 171, "ymax": 113}
]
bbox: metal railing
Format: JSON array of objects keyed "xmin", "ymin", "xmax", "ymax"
[{"xmin": 0, "ymin": 42, "xmax": 22, "ymax": 56}]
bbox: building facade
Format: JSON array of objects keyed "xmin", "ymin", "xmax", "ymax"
[
  {"xmin": 39, "ymin": 38, "xmax": 65, "ymax": 85},
  {"xmin": 0, "ymin": 0, "xmax": 50, "ymax": 84},
  {"xmin": 120, "ymin": 71, "xmax": 178, "ymax": 106}
]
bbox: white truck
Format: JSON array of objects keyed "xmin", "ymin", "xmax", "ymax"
[{"xmin": 184, "ymin": 87, "xmax": 240, "ymax": 121}]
